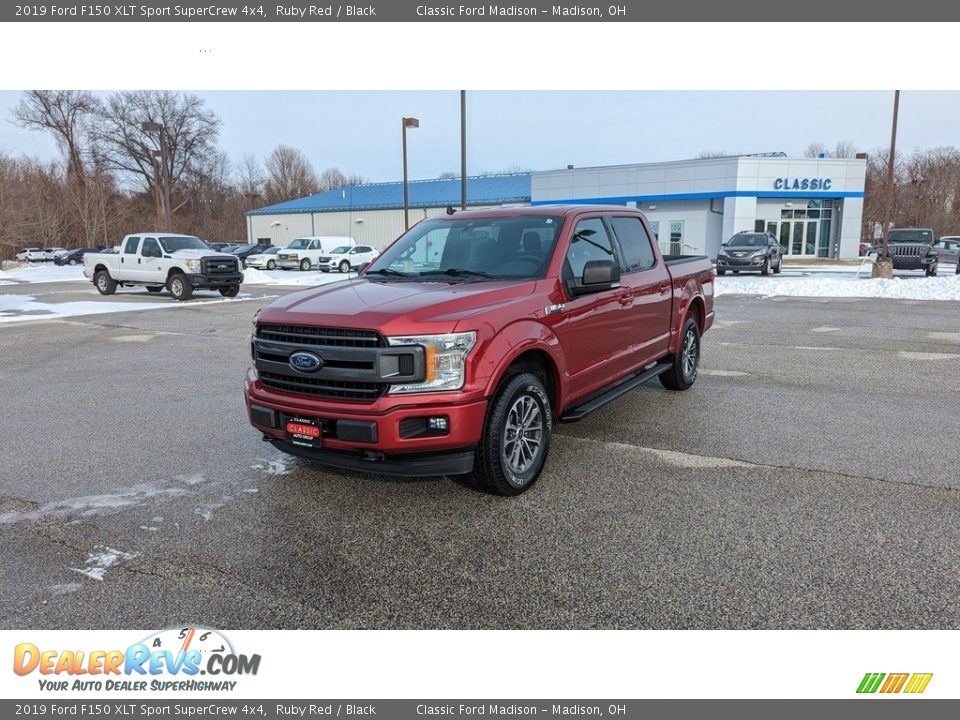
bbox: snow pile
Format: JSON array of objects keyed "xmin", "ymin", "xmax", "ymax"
[
  {"xmin": 0, "ymin": 293, "xmax": 257, "ymax": 324},
  {"xmin": 716, "ymin": 273, "xmax": 960, "ymax": 301},
  {"xmin": 0, "ymin": 264, "xmax": 85, "ymax": 283},
  {"xmin": 242, "ymin": 267, "xmax": 353, "ymax": 287}
]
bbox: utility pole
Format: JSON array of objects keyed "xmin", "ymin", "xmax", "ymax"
[
  {"xmin": 401, "ymin": 117, "xmax": 419, "ymax": 230},
  {"xmin": 874, "ymin": 90, "xmax": 899, "ymax": 279},
  {"xmin": 460, "ymin": 90, "xmax": 467, "ymax": 211}
]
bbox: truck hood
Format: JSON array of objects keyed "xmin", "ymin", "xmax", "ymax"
[
  {"xmin": 169, "ymin": 249, "xmax": 236, "ymax": 260},
  {"xmin": 257, "ymin": 278, "xmax": 539, "ymax": 334}
]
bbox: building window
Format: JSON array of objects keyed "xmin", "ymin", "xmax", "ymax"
[
  {"xmin": 649, "ymin": 221, "xmax": 660, "ymax": 238},
  {"xmin": 754, "ymin": 219, "xmax": 765, "ymax": 232}
]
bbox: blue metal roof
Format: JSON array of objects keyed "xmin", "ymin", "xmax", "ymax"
[{"xmin": 246, "ymin": 173, "xmax": 530, "ymax": 216}]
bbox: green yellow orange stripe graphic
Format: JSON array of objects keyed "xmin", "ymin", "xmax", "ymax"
[{"xmin": 857, "ymin": 672, "xmax": 932, "ymax": 694}]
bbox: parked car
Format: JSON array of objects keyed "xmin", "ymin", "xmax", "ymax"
[
  {"xmin": 317, "ymin": 244, "xmax": 380, "ymax": 273},
  {"xmin": 886, "ymin": 228, "xmax": 939, "ymax": 276},
  {"xmin": 244, "ymin": 245, "xmax": 282, "ymax": 271},
  {"xmin": 83, "ymin": 233, "xmax": 243, "ymax": 301},
  {"xmin": 277, "ymin": 236, "xmax": 356, "ymax": 271},
  {"xmin": 230, "ymin": 243, "xmax": 274, "ymax": 267},
  {"xmin": 42, "ymin": 247, "xmax": 67, "ymax": 261},
  {"xmin": 715, "ymin": 231, "xmax": 783, "ymax": 275},
  {"xmin": 54, "ymin": 248, "xmax": 99, "ymax": 266},
  {"xmin": 932, "ymin": 236, "xmax": 960, "ymax": 274},
  {"xmin": 15, "ymin": 247, "xmax": 41, "ymax": 262},
  {"xmin": 206, "ymin": 242, "xmax": 233, "ymax": 252},
  {"xmin": 245, "ymin": 206, "xmax": 714, "ymax": 496}
]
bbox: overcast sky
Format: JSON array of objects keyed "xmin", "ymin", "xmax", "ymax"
[{"xmin": 2, "ymin": 91, "xmax": 959, "ymax": 183}]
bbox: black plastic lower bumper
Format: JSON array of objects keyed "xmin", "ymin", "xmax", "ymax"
[
  {"xmin": 267, "ymin": 438, "xmax": 475, "ymax": 477},
  {"xmin": 185, "ymin": 272, "xmax": 243, "ymax": 287}
]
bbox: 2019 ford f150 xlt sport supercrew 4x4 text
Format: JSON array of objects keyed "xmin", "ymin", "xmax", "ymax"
[{"xmin": 245, "ymin": 206, "xmax": 714, "ymax": 495}]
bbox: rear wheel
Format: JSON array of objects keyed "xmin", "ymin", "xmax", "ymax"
[
  {"xmin": 472, "ymin": 372, "xmax": 552, "ymax": 496},
  {"xmin": 339, "ymin": 260, "xmax": 351, "ymax": 273},
  {"xmin": 219, "ymin": 285, "xmax": 240, "ymax": 297},
  {"xmin": 68, "ymin": 258, "xmax": 78, "ymax": 266},
  {"xmin": 955, "ymin": 260, "xmax": 960, "ymax": 275},
  {"xmin": 299, "ymin": 258, "xmax": 311, "ymax": 271},
  {"xmin": 94, "ymin": 270, "xmax": 117, "ymax": 296},
  {"xmin": 167, "ymin": 273, "xmax": 193, "ymax": 301},
  {"xmin": 659, "ymin": 316, "xmax": 701, "ymax": 391}
]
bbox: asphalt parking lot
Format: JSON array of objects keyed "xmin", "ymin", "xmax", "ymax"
[{"xmin": 1, "ymin": 279, "xmax": 959, "ymax": 629}]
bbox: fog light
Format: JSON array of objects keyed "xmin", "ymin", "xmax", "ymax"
[{"xmin": 428, "ymin": 416, "xmax": 449, "ymax": 431}]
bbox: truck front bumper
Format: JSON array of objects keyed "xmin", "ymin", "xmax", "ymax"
[
  {"xmin": 244, "ymin": 368, "xmax": 487, "ymax": 477},
  {"xmin": 891, "ymin": 256, "xmax": 935, "ymax": 271},
  {"xmin": 276, "ymin": 261, "xmax": 304, "ymax": 270},
  {"xmin": 185, "ymin": 272, "xmax": 244, "ymax": 287}
]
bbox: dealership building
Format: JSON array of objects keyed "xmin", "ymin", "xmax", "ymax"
[{"xmin": 247, "ymin": 153, "xmax": 866, "ymax": 259}]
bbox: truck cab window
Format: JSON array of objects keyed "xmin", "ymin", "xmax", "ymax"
[
  {"xmin": 611, "ymin": 216, "xmax": 656, "ymax": 272},
  {"xmin": 141, "ymin": 238, "xmax": 161, "ymax": 257},
  {"xmin": 123, "ymin": 236, "xmax": 140, "ymax": 254},
  {"xmin": 565, "ymin": 218, "xmax": 615, "ymax": 280}
]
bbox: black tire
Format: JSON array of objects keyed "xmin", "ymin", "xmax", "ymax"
[
  {"xmin": 472, "ymin": 372, "xmax": 552, "ymax": 497},
  {"xmin": 760, "ymin": 258, "xmax": 770, "ymax": 276},
  {"xmin": 94, "ymin": 270, "xmax": 117, "ymax": 296},
  {"xmin": 299, "ymin": 258, "xmax": 311, "ymax": 271},
  {"xmin": 219, "ymin": 285, "xmax": 240, "ymax": 297},
  {"xmin": 926, "ymin": 264, "xmax": 937, "ymax": 277},
  {"xmin": 167, "ymin": 273, "xmax": 193, "ymax": 301},
  {"xmin": 68, "ymin": 258, "xmax": 78, "ymax": 266},
  {"xmin": 659, "ymin": 316, "xmax": 701, "ymax": 391},
  {"xmin": 955, "ymin": 260, "xmax": 960, "ymax": 275},
  {"xmin": 146, "ymin": 286, "xmax": 162, "ymax": 293},
  {"xmin": 773, "ymin": 257, "xmax": 782, "ymax": 274},
  {"xmin": 339, "ymin": 260, "xmax": 351, "ymax": 273},
  {"xmin": 266, "ymin": 260, "xmax": 276, "ymax": 271},
  {"xmin": 716, "ymin": 268, "xmax": 726, "ymax": 276},
  {"xmin": 732, "ymin": 270, "xmax": 740, "ymax": 274},
  {"xmin": 321, "ymin": 268, "xmax": 330, "ymax": 273}
]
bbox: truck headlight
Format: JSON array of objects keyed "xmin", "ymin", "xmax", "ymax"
[
  {"xmin": 386, "ymin": 332, "xmax": 476, "ymax": 394},
  {"xmin": 184, "ymin": 259, "xmax": 201, "ymax": 272}
]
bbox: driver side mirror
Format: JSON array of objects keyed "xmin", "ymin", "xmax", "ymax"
[
  {"xmin": 571, "ymin": 260, "xmax": 620, "ymax": 296},
  {"xmin": 357, "ymin": 262, "xmax": 370, "ymax": 275}
]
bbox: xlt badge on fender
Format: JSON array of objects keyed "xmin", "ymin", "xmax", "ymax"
[{"xmin": 289, "ymin": 351, "xmax": 324, "ymax": 372}]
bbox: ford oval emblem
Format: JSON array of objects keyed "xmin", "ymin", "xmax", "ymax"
[{"xmin": 289, "ymin": 351, "xmax": 323, "ymax": 373}]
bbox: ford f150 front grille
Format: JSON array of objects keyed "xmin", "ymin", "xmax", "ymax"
[
  {"xmin": 202, "ymin": 256, "xmax": 239, "ymax": 275},
  {"xmin": 253, "ymin": 324, "xmax": 422, "ymax": 402}
]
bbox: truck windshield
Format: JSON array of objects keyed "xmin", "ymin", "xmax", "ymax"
[
  {"xmin": 365, "ymin": 216, "xmax": 563, "ymax": 281},
  {"xmin": 159, "ymin": 236, "xmax": 208, "ymax": 252},
  {"xmin": 889, "ymin": 230, "xmax": 933, "ymax": 244},
  {"xmin": 287, "ymin": 239, "xmax": 310, "ymax": 250}
]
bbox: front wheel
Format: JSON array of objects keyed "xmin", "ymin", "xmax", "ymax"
[
  {"xmin": 299, "ymin": 258, "xmax": 311, "ymax": 271},
  {"xmin": 716, "ymin": 268, "xmax": 726, "ymax": 276},
  {"xmin": 472, "ymin": 372, "xmax": 552, "ymax": 497},
  {"xmin": 219, "ymin": 285, "xmax": 240, "ymax": 297},
  {"xmin": 660, "ymin": 316, "xmax": 701, "ymax": 391},
  {"xmin": 926, "ymin": 264, "xmax": 938, "ymax": 277},
  {"xmin": 266, "ymin": 260, "xmax": 276, "ymax": 271},
  {"xmin": 339, "ymin": 260, "xmax": 351, "ymax": 273},
  {"xmin": 773, "ymin": 257, "xmax": 782, "ymax": 274},
  {"xmin": 94, "ymin": 270, "xmax": 117, "ymax": 296},
  {"xmin": 167, "ymin": 273, "xmax": 193, "ymax": 301},
  {"xmin": 955, "ymin": 260, "xmax": 960, "ymax": 275},
  {"xmin": 68, "ymin": 259, "xmax": 78, "ymax": 266},
  {"xmin": 760, "ymin": 258, "xmax": 770, "ymax": 276}
]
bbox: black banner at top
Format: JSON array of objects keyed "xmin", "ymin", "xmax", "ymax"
[{"xmin": 3, "ymin": 0, "xmax": 958, "ymax": 22}]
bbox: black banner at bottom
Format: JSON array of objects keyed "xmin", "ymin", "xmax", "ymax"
[{"xmin": 1, "ymin": 700, "xmax": 956, "ymax": 720}]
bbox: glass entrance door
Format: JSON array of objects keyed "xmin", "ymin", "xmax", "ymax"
[{"xmin": 778, "ymin": 220, "xmax": 819, "ymax": 257}]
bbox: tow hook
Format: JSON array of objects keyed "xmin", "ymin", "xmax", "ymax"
[{"xmin": 362, "ymin": 451, "xmax": 385, "ymax": 463}]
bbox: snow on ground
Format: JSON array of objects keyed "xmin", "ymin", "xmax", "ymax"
[
  {"xmin": 0, "ymin": 263, "xmax": 352, "ymax": 287},
  {"xmin": 0, "ymin": 293, "xmax": 263, "ymax": 324},
  {"xmin": 716, "ymin": 272, "xmax": 960, "ymax": 301}
]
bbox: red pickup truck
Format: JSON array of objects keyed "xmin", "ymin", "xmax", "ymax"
[{"xmin": 245, "ymin": 206, "xmax": 714, "ymax": 495}]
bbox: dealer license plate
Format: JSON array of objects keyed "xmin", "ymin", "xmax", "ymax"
[{"xmin": 286, "ymin": 416, "xmax": 322, "ymax": 448}]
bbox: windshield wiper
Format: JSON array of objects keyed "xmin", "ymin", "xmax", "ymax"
[
  {"xmin": 421, "ymin": 268, "xmax": 496, "ymax": 280},
  {"xmin": 365, "ymin": 268, "xmax": 410, "ymax": 278}
]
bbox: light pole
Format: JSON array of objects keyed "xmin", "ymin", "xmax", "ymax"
[
  {"xmin": 402, "ymin": 117, "xmax": 419, "ymax": 230},
  {"xmin": 142, "ymin": 121, "xmax": 172, "ymax": 230},
  {"xmin": 460, "ymin": 91, "xmax": 467, "ymax": 211},
  {"xmin": 874, "ymin": 90, "xmax": 899, "ymax": 279}
]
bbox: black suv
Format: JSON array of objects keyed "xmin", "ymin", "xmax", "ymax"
[
  {"xmin": 885, "ymin": 228, "xmax": 939, "ymax": 276},
  {"xmin": 716, "ymin": 231, "xmax": 783, "ymax": 276}
]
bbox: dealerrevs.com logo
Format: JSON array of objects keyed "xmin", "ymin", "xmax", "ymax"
[
  {"xmin": 857, "ymin": 673, "xmax": 933, "ymax": 694},
  {"xmin": 13, "ymin": 627, "xmax": 261, "ymax": 692}
]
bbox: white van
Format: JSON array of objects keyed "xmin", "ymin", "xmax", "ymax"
[{"xmin": 276, "ymin": 236, "xmax": 356, "ymax": 271}]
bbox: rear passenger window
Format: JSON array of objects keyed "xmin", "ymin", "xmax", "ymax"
[
  {"xmin": 611, "ymin": 217, "xmax": 656, "ymax": 272},
  {"xmin": 565, "ymin": 218, "xmax": 616, "ymax": 279},
  {"xmin": 123, "ymin": 236, "xmax": 140, "ymax": 254}
]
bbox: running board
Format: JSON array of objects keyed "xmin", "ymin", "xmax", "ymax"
[{"xmin": 558, "ymin": 362, "xmax": 671, "ymax": 423}]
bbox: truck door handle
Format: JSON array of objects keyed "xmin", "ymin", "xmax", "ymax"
[
  {"xmin": 618, "ymin": 292, "xmax": 633, "ymax": 306},
  {"xmin": 137, "ymin": 258, "xmax": 141, "ymax": 264}
]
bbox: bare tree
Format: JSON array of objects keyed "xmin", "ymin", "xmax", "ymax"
[
  {"xmin": 92, "ymin": 91, "xmax": 221, "ymax": 229},
  {"xmin": 803, "ymin": 142, "xmax": 828, "ymax": 158},
  {"xmin": 236, "ymin": 154, "xmax": 264, "ymax": 199},
  {"xmin": 437, "ymin": 171, "xmax": 459, "ymax": 180},
  {"xmin": 833, "ymin": 140, "xmax": 858, "ymax": 158},
  {"xmin": 13, "ymin": 90, "xmax": 99, "ymax": 183},
  {"xmin": 263, "ymin": 145, "xmax": 318, "ymax": 203}
]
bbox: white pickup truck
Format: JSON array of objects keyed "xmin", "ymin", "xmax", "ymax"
[{"xmin": 83, "ymin": 233, "xmax": 244, "ymax": 301}]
